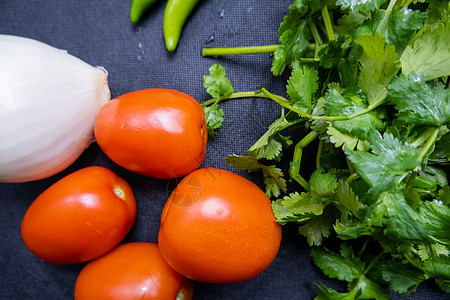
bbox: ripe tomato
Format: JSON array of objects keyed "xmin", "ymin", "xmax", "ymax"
[
  {"xmin": 74, "ymin": 242, "xmax": 193, "ymax": 300},
  {"xmin": 21, "ymin": 166, "xmax": 137, "ymax": 265},
  {"xmin": 158, "ymin": 168, "xmax": 282, "ymax": 283},
  {"xmin": 94, "ymin": 88, "xmax": 207, "ymax": 179}
]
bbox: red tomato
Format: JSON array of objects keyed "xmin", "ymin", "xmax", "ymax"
[
  {"xmin": 21, "ymin": 166, "xmax": 137, "ymax": 264},
  {"xmin": 94, "ymin": 88, "xmax": 207, "ymax": 179},
  {"xmin": 74, "ymin": 242, "xmax": 193, "ymax": 300},
  {"xmin": 158, "ymin": 168, "xmax": 282, "ymax": 283}
]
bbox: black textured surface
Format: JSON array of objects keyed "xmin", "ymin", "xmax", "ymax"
[{"xmin": 0, "ymin": 1, "xmax": 447, "ymax": 299}]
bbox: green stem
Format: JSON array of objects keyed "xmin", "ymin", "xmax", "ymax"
[
  {"xmin": 308, "ymin": 20, "xmax": 323, "ymax": 59},
  {"xmin": 321, "ymin": 6, "xmax": 335, "ymax": 41},
  {"xmin": 316, "ymin": 140, "xmax": 323, "ymax": 170},
  {"xmin": 260, "ymin": 88, "xmax": 348, "ymax": 121},
  {"xmin": 411, "ymin": 128, "xmax": 433, "ymax": 148},
  {"xmin": 417, "ymin": 127, "xmax": 440, "ymax": 162},
  {"xmin": 404, "ymin": 252, "xmax": 423, "ymax": 271},
  {"xmin": 202, "ymin": 45, "xmax": 280, "ymax": 56},
  {"xmin": 345, "ymin": 173, "xmax": 359, "ymax": 184},
  {"xmin": 357, "ymin": 238, "xmax": 370, "ymax": 257},
  {"xmin": 202, "ymin": 91, "xmax": 290, "ymax": 107},
  {"xmin": 376, "ymin": 0, "xmax": 397, "ymax": 34},
  {"xmin": 206, "ymin": 88, "xmax": 384, "ymax": 123},
  {"xmin": 363, "ymin": 251, "xmax": 385, "ymax": 276},
  {"xmin": 289, "ymin": 130, "xmax": 320, "ymax": 190}
]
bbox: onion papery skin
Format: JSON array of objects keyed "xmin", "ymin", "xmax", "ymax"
[{"xmin": 0, "ymin": 35, "xmax": 111, "ymax": 183}]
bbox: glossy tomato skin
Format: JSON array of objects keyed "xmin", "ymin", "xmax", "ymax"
[
  {"xmin": 94, "ymin": 88, "xmax": 207, "ymax": 179},
  {"xmin": 158, "ymin": 168, "xmax": 282, "ymax": 283},
  {"xmin": 74, "ymin": 242, "xmax": 194, "ymax": 300},
  {"xmin": 21, "ymin": 166, "xmax": 137, "ymax": 265}
]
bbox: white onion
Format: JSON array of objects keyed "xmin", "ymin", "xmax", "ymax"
[{"xmin": 0, "ymin": 35, "xmax": 111, "ymax": 182}]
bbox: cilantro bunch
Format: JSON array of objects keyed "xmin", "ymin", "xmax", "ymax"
[{"xmin": 201, "ymin": 0, "xmax": 450, "ymax": 298}]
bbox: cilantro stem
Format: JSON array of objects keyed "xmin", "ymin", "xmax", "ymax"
[
  {"xmin": 202, "ymin": 45, "xmax": 279, "ymax": 56},
  {"xmin": 202, "ymin": 91, "xmax": 290, "ymax": 107},
  {"xmin": 363, "ymin": 250, "xmax": 385, "ymax": 276},
  {"xmin": 308, "ymin": 20, "xmax": 323, "ymax": 59},
  {"xmin": 289, "ymin": 130, "xmax": 320, "ymax": 190},
  {"xmin": 345, "ymin": 173, "xmax": 359, "ymax": 184},
  {"xmin": 316, "ymin": 140, "xmax": 323, "ymax": 170},
  {"xmin": 321, "ymin": 6, "xmax": 335, "ymax": 41},
  {"xmin": 417, "ymin": 127, "xmax": 440, "ymax": 162},
  {"xmin": 376, "ymin": 0, "xmax": 398, "ymax": 35},
  {"xmin": 260, "ymin": 88, "xmax": 348, "ymax": 121},
  {"xmin": 260, "ymin": 88, "xmax": 311, "ymax": 119}
]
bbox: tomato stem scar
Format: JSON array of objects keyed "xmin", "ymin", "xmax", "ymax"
[{"xmin": 113, "ymin": 186, "xmax": 125, "ymax": 199}]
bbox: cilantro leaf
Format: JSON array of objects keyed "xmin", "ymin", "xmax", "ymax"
[
  {"xmin": 271, "ymin": 191, "xmax": 325, "ymax": 224},
  {"xmin": 202, "ymin": 102, "xmax": 224, "ymax": 139},
  {"xmin": 418, "ymin": 243, "xmax": 449, "ymax": 261},
  {"xmin": 248, "ymin": 113, "xmax": 302, "ymax": 161},
  {"xmin": 417, "ymin": 200, "xmax": 450, "ymax": 244},
  {"xmin": 345, "ymin": 132, "xmax": 420, "ymax": 194},
  {"xmin": 368, "ymin": 190, "xmax": 431, "ymax": 241},
  {"xmin": 335, "ymin": 180, "xmax": 365, "ymax": 220},
  {"xmin": 261, "ymin": 165, "xmax": 288, "ymax": 198},
  {"xmin": 430, "ymin": 131, "xmax": 450, "ymax": 163},
  {"xmin": 202, "ymin": 64, "xmax": 234, "ymax": 138},
  {"xmin": 401, "ymin": 21, "xmax": 450, "ymax": 80},
  {"xmin": 309, "ymin": 169, "xmax": 338, "ymax": 195},
  {"xmin": 438, "ymin": 185, "xmax": 450, "ymax": 206},
  {"xmin": 287, "ymin": 60, "xmax": 319, "ymax": 114},
  {"xmin": 327, "ymin": 125, "xmax": 370, "ymax": 151},
  {"xmin": 318, "ymin": 37, "xmax": 346, "ymax": 69},
  {"xmin": 355, "ymin": 32, "xmax": 400, "ymax": 106},
  {"xmin": 424, "ymin": 0, "xmax": 450, "ymax": 30},
  {"xmin": 353, "ymin": 275, "xmax": 390, "ymax": 300},
  {"xmin": 311, "ymin": 243, "xmax": 365, "ymax": 282},
  {"xmin": 225, "ymin": 154, "xmax": 287, "ymax": 198},
  {"xmin": 336, "ymin": 0, "xmax": 387, "ymax": 13},
  {"xmin": 354, "ymin": 7, "xmax": 426, "ymax": 55},
  {"xmin": 423, "ymin": 256, "xmax": 450, "ymax": 284},
  {"xmin": 298, "ymin": 207, "xmax": 338, "ymax": 246},
  {"xmin": 314, "ymin": 283, "xmax": 358, "ymax": 300},
  {"xmin": 272, "ymin": 3, "xmax": 311, "ymax": 76},
  {"xmin": 203, "ymin": 64, "xmax": 234, "ymax": 99},
  {"xmin": 380, "ymin": 260, "xmax": 426, "ymax": 294},
  {"xmin": 388, "ymin": 72, "xmax": 450, "ymax": 127},
  {"xmin": 323, "ymin": 88, "xmax": 386, "ymax": 142}
]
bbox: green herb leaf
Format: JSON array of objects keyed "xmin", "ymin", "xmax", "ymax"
[
  {"xmin": 323, "ymin": 88, "xmax": 386, "ymax": 142},
  {"xmin": 202, "ymin": 102, "xmax": 224, "ymax": 139},
  {"xmin": 380, "ymin": 260, "xmax": 426, "ymax": 294},
  {"xmin": 388, "ymin": 72, "xmax": 450, "ymax": 127},
  {"xmin": 345, "ymin": 132, "xmax": 421, "ymax": 194},
  {"xmin": 368, "ymin": 190, "xmax": 431, "ymax": 241},
  {"xmin": 314, "ymin": 283, "xmax": 358, "ymax": 300},
  {"xmin": 272, "ymin": 3, "xmax": 311, "ymax": 76},
  {"xmin": 336, "ymin": 0, "xmax": 387, "ymax": 13},
  {"xmin": 355, "ymin": 32, "xmax": 399, "ymax": 106},
  {"xmin": 203, "ymin": 64, "xmax": 234, "ymax": 99},
  {"xmin": 417, "ymin": 200, "xmax": 450, "ymax": 244},
  {"xmin": 287, "ymin": 60, "xmax": 319, "ymax": 114},
  {"xmin": 299, "ymin": 207, "xmax": 338, "ymax": 246},
  {"xmin": 248, "ymin": 113, "xmax": 301, "ymax": 161},
  {"xmin": 311, "ymin": 244, "xmax": 364, "ymax": 281},
  {"xmin": 423, "ymin": 256, "xmax": 450, "ymax": 280},
  {"xmin": 355, "ymin": 7, "xmax": 426, "ymax": 55},
  {"xmin": 272, "ymin": 191, "xmax": 325, "ymax": 224},
  {"xmin": 225, "ymin": 154, "xmax": 287, "ymax": 198},
  {"xmin": 401, "ymin": 21, "xmax": 450, "ymax": 80}
]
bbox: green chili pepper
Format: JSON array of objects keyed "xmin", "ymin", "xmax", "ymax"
[
  {"xmin": 130, "ymin": 0, "xmax": 159, "ymax": 24},
  {"xmin": 163, "ymin": 0, "xmax": 201, "ymax": 52}
]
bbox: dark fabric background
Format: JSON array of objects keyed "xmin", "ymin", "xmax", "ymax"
[{"xmin": 0, "ymin": 1, "xmax": 447, "ymax": 299}]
